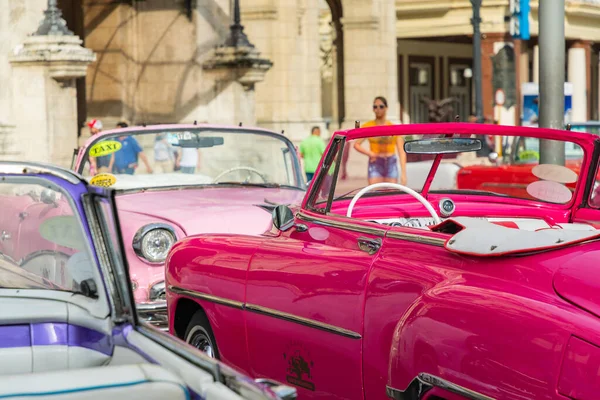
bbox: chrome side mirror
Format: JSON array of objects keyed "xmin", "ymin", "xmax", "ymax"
[
  {"xmin": 272, "ymin": 205, "xmax": 307, "ymax": 232},
  {"xmin": 40, "ymin": 188, "xmax": 58, "ymax": 206},
  {"xmin": 272, "ymin": 205, "xmax": 295, "ymax": 231},
  {"xmin": 488, "ymin": 152, "xmax": 499, "ymax": 164},
  {"xmin": 255, "ymin": 378, "xmax": 297, "ymax": 400}
]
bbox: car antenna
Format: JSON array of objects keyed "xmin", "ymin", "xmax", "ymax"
[
  {"xmin": 193, "ymin": 120, "xmax": 197, "ymax": 125},
  {"xmin": 281, "ymin": 130, "xmax": 285, "ymax": 134},
  {"xmin": 355, "ymin": 120, "xmax": 360, "ymax": 128},
  {"xmin": 566, "ymin": 123, "xmax": 572, "ymax": 131},
  {"xmin": 455, "ymin": 115, "xmax": 460, "ymax": 122},
  {"xmin": 239, "ymin": 122, "xmax": 243, "ymax": 126},
  {"xmin": 142, "ymin": 122, "xmax": 146, "ymax": 127}
]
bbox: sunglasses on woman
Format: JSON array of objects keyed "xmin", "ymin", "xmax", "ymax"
[{"xmin": 373, "ymin": 104, "xmax": 386, "ymax": 109}]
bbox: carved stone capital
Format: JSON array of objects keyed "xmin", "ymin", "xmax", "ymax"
[
  {"xmin": 9, "ymin": 35, "xmax": 96, "ymax": 82},
  {"xmin": 203, "ymin": 45, "xmax": 273, "ymax": 90}
]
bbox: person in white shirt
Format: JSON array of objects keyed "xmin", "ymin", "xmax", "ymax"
[
  {"xmin": 177, "ymin": 147, "xmax": 200, "ymax": 174},
  {"xmin": 154, "ymin": 134, "xmax": 174, "ymax": 173}
]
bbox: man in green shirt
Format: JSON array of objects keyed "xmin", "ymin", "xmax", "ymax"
[{"xmin": 299, "ymin": 126, "xmax": 326, "ymax": 182}]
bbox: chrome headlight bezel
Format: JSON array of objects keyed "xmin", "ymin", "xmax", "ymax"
[{"xmin": 132, "ymin": 223, "xmax": 176, "ymax": 264}]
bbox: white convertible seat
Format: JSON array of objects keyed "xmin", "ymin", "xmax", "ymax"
[
  {"xmin": 439, "ymin": 217, "xmax": 600, "ymax": 256},
  {"xmin": 0, "ymin": 364, "xmax": 190, "ymax": 400}
]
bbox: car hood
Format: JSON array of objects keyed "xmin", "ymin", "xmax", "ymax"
[{"xmin": 115, "ymin": 186, "xmax": 305, "ymax": 236}]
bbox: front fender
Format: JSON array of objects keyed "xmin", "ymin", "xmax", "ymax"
[
  {"xmin": 118, "ymin": 209, "xmax": 186, "ymax": 303},
  {"xmin": 388, "ymin": 282, "xmax": 574, "ymax": 400}
]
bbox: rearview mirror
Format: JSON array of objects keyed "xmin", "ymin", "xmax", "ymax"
[
  {"xmin": 176, "ymin": 136, "xmax": 224, "ymax": 148},
  {"xmin": 272, "ymin": 205, "xmax": 295, "ymax": 231},
  {"xmin": 404, "ymin": 137, "xmax": 482, "ymax": 154}
]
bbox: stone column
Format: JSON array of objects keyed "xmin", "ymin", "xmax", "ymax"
[
  {"xmin": 568, "ymin": 41, "xmax": 589, "ymax": 122},
  {"xmin": 341, "ymin": 0, "xmax": 400, "ymax": 127},
  {"xmin": 8, "ymin": 0, "xmax": 95, "ymax": 167},
  {"xmin": 243, "ymin": 0, "xmax": 324, "ymax": 141}
]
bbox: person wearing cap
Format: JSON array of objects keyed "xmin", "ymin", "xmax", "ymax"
[
  {"xmin": 110, "ymin": 121, "xmax": 153, "ymax": 175},
  {"xmin": 87, "ymin": 119, "xmax": 111, "ymax": 174}
]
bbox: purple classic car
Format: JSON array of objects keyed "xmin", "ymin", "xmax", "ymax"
[
  {"xmin": 0, "ymin": 161, "xmax": 296, "ymax": 400},
  {"xmin": 69, "ymin": 125, "xmax": 306, "ymax": 329}
]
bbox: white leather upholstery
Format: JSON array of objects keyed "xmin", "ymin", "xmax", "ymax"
[
  {"xmin": 444, "ymin": 217, "xmax": 600, "ymax": 256},
  {"xmin": 0, "ymin": 364, "xmax": 189, "ymax": 400}
]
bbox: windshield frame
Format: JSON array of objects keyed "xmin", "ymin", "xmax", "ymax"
[
  {"xmin": 302, "ymin": 123, "xmax": 600, "ymax": 212},
  {"xmin": 0, "ymin": 174, "xmax": 103, "ymax": 297},
  {"xmin": 76, "ymin": 126, "xmax": 306, "ymax": 190}
]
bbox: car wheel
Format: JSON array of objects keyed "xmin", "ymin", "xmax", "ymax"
[{"xmin": 184, "ymin": 310, "xmax": 220, "ymax": 359}]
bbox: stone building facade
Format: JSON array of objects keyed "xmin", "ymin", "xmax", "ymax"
[{"xmin": 1, "ymin": 0, "xmax": 600, "ymax": 166}]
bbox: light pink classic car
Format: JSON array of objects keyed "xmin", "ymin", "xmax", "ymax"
[
  {"xmin": 166, "ymin": 123, "xmax": 600, "ymax": 399},
  {"xmin": 71, "ymin": 125, "xmax": 306, "ymax": 329}
]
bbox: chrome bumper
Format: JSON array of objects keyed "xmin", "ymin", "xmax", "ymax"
[{"xmin": 137, "ymin": 301, "xmax": 168, "ymax": 331}]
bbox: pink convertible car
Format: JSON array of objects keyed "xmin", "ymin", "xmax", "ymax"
[
  {"xmin": 69, "ymin": 125, "xmax": 305, "ymax": 329},
  {"xmin": 166, "ymin": 123, "xmax": 600, "ymax": 400}
]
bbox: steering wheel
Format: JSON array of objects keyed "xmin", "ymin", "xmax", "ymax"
[
  {"xmin": 212, "ymin": 166, "xmax": 268, "ymax": 184},
  {"xmin": 346, "ymin": 182, "xmax": 442, "ymax": 224}
]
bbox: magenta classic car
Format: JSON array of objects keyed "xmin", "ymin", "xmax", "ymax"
[
  {"xmin": 71, "ymin": 125, "xmax": 305, "ymax": 329},
  {"xmin": 166, "ymin": 123, "xmax": 600, "ymax": 400}
]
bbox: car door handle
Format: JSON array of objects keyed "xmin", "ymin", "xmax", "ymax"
[
  {"xmin": 357, "ymin": 237, "xmax": 382, "ymax": 254},
  {"xmin": 0, "ymin": 231, "xmax": 11, "ymax": 241}
]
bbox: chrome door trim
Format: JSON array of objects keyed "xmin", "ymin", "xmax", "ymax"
[
  {"xmin": 170, "ymin": 286, "xmax": 361, "ymax": 340},
  {"xmin": 296, "ymin": 211, "xmax": 386, "ymax": 237},
  {"xmin": 386, "ymin": 231, "xmax": 445, "ymax": 247},
  {"xmin": 169, "ymin": 286, "xmax": 244, "ymax": 310},
  {"xmin": 244, "ymin": 303, "xmax": 361, "ymax": 340},
  {"xmin": 386, "ymin": 373, "xmax": 495, "ymax": 400},
  {"xmin": 0, "ymin": 162, "xmax": 83, "ymax": 184}
]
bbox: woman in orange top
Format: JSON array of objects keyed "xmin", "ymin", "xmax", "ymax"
[{"xmin": 353, "ymin": 96, "xmax": 407, "ymax": 185}]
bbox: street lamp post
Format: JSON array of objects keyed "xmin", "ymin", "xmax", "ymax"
[
  {"xmin": 538, "ymin": 0, "xmax": 565, "ymax": 165},
  {"xmin": 470, "ymin": 0, "xmax": 484, "ymax": 123},
  {"xmin": 225, "ymin": 0, "xmax": 253, "ymax": 48}
]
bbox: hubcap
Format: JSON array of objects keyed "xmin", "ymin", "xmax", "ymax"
[{"xmin": 186, "ymin": 327, "xmax": 215, "ymax": 358}]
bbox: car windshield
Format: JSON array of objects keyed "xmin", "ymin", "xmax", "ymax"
[
  {"xmin": 312, "ymin": 133, "xmax": 585, "ymax": 211},
  {"xmin": 78, "ymin": 128, "xmax": 303, "ymax": 190},
  {"xmin": 0, "ymin": 177, "xmax": 98, "ymax": 293}
]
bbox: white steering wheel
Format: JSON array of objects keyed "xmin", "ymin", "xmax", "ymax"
[
  {"xmin": 212, "ymin": 166, "xmax": 268, "ymax": 183},
  {"xmin": 346, "ymin": 182, "xmax": 441, "ymax": 224}
]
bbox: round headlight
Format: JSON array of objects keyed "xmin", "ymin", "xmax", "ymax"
[{"xmin": 133, "ymin": 224, "xmax": 176, "ymax": 263}]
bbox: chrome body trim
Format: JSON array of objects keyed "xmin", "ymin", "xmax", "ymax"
[
  {"xmin": 170, "ymin": 286, "xmax": 244, "ymax": 309},
  {"xmin": 0, "ymin": 161, "xmax": 83, "ymax": 184},
  {"xmin": 297, "ymin": 210, "xmax": 445, "ymax": 247},
  {"xmin": 296, "ymin": 211, "xmax": 386, "ymax": 237},
  {"xmin": 244, "ymin": 303, "xmax": 361, "ymax": 339},
  {"xmin": 137, "ymin": 300, "xmax": 168, "ymax": 331},
  {"xmin": 170, "ymin": 286, "xmax": 361, "ymax": 339},
  {"xmin": 386, "ymin": 373, "xmax": 494, "ymax": 400},
  {"xmin": 386, "ymin": 231, "xmax": 446, "ymax": 247}
]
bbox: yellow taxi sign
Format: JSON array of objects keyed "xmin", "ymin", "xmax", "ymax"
[
  {"xmin": 90, "ymin": 173, "xmax": 117, "ymax": 188},
  {"xmin": 89, "ymin": 140, "xmax": 121, "ymax": 158}
]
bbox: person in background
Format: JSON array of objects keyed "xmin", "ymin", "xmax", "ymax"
[
  {"xmin": 176, "ymin": 146, "xmax": 201, "ymax": 174},
  {"xmin": 153, "ymin": 134, "xmax": 174, "ymax": 173},
  {"xmin": 87, "ymin": 119, "xmax": 110, "ymax": 175},
  {"xmin": 353, "ymin": 96, "xmax": 407, "ymax": 185},
  {"xmin": 299, "ymin": 126, "xmax": 326, "ymax": 182},
  {"xmin": 109, "ymin": 121, "xmax": 153, "ymax": 174}
]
